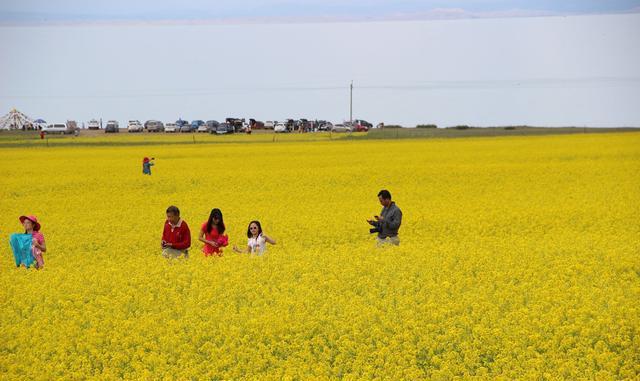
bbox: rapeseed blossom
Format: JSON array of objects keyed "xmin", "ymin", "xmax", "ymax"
[{"xmin": 0, "ymin": 133, "xmax": 638, "ymax": 379}]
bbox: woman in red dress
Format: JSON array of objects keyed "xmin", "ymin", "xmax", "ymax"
[{"xmin": 199, "ymin": 208, "xmax": 228, "ymax": 257}]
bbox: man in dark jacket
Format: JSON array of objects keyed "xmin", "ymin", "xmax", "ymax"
[{"xmin": 367, "ymin": 189, "xmax": 402, "ymax": 246}]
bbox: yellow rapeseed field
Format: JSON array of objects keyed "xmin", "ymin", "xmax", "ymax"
[{"xmin": 1, "ymin": 133, "xmax": 639, "ymax": 380}]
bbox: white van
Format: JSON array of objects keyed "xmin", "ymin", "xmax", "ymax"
[
  {"xmin": 164, "ymin": 122, "xmax": 177, "ymax": 133},
  {"xmin": 43, "ymin": 123, "xmax": 67, "ymax": 134},
  {"xmin": 87, "ymin": 119, "xmax": 100, "ymax": 130}
]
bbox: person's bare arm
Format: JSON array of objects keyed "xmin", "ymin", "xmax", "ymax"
[
  {"xmin": 263, "ymin": 235, "xmax": 276, "ymax": 245},
  {"xmin": 233, "ymin": 245, "xmax": 250, "ymax": 253},
  {"xmin": 34, "ymin": 240, "xmax": 46, "ymax": 252},
  {"xmin": 199, "ymin": 229, "xmax": 218, "ymax": 247}
]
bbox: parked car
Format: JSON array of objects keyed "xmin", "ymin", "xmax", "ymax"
[
  {"xmin": 176, "ymin": 119, "xmax": 189, "ymax": 130},
  {"xmin": 295, "ymin": 119, "xmax": 311, "ymax": 132},
  {"xmin": 191, "ymin": 120, "xmax": 205, "ymax": 131},
  {"xmin": 127, "ymin": 120, "xmax": 144, "ymax": 133},
  {"xmin": 318, "ymin": 121, "xmax": 333, "ymax": 131},
  {"xmin": 352, "ymin": 119, "xmax": 372, "ymax": 132},
  {"xmin": 42, "ymin": 123, "xmax": 67, "ymax": 134},
  {"xmin": 164, "ymin": 122, "xmax": 177, "ymax": 133},
  {"xmin": 312, "ymin": 120, "xmax": 326, "ymax": 131},
  {"xmin": 145, "ymin": 120, "xmax": 164, "ymax": 132},
  {"xmin": 331, "ymin": 124, "xmax": 351, "ymax": 133},
  {"xmin": 264, "ymin": 121, "xmax": 275, "ymax": 129},
  {"xmin": 206, "ymin": 120, "xmax": 219, "ymax": 130},
  {"xmin": 87, "ymin": 119, "xmax": 100, "ymax": 130},
  {"xmin": 249, "ymin": 118, "xmax": 265, "ymax": 129},
  {"xmin": 215, "ymin": 123, "xmax": 234, "ymax": 134},
  {"xmin": 175, "ymin": 119, "xmax": 191, "ymax": 132},
  {"xmin": 65, "ymin": 120, "xmax": 78, "ymax": 134},
  {"xmin": 274, "ymin": 122, "xmax": 288, "ymax": 133},
  {"xmin": 353, "ymin": 119, "xmax": 372, "ymax": 128},
  {"xmin": 197, "ymin": 124, "xmax": 209, "ymax": 133},
  {"xmin": 105, "ymin": 120, "xmax": 119, "ymax": 133},
  {"xmin": 225, "ymin": 117, "xmax": 245, "ymax": 133},
  {"xmin": 285, "ymin": 119, "xmax": 295, "ymax": 131}
]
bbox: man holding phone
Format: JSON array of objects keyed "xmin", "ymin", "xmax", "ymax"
[
  {"xmin": 367, "ymin": 189, "xmax": 402, "ymax": 246},
  {"xmin": 162, "ymin": 205, "xmax": 191, "ymax": 258}
]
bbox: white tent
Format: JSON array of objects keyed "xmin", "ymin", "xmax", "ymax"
[{"xmin": 0, "ymin": 108, "xmax": 35, "ymax": 130}]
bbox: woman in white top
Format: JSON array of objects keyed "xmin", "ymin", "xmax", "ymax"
[{"xmin": 233, "ymin": 220, "xmax": 276, "ymax": 255}]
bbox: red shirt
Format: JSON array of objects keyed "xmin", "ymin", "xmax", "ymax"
[
  {"xmin": 201, "ymin": 222, "xmax": 228, "ymax": 256},
  {"xmin": 162, "ymin": 219, "xmax": 191, "ymax": 250}
]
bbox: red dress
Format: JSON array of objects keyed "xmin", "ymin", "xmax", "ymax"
[
  {"xmin": 201, "ymin": 222, "xmax": 228, "ymax": 257},
  {"xmin": 31, "ymin": 231, "xmax": 45, "ymax": 269}
]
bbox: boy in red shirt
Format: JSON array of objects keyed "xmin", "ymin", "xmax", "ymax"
[{"xmin": 162, "ymin": 205, "xmax": 191, "ymax": 259}]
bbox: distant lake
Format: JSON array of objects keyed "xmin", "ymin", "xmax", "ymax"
[{"xmin": 1, "ymin": 13, "xmax": 639, "ymax": 127}]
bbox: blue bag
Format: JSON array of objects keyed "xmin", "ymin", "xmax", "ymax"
[{"xmin": 10, "ymin": 233, "xmax": 34, "ymax": 268}]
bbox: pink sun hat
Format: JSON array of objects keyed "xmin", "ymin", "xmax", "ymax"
[{"xmin": 19, "ymin": 215, "xmax": 41, "ymax": 231}]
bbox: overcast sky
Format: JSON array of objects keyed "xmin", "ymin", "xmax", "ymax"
[
  {"xmin": 2, "ymin": 0, "xmax": 640, "ymax": 23},
  {"xmin": 1, "ymin": 2, "xmax": 639, "ymax": 127}
]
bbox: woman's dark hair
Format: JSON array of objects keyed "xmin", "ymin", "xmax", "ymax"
[
  {"xmin": 166, "ymin": 205, "xmax": 180, "ymax": 216},
  {"xmin": 206, "ymin": 208, "xmax": 225, "ymax": 234},
  {"xmin": 246, "ymin": 220, "xmax": 262, "ymax": 238}
]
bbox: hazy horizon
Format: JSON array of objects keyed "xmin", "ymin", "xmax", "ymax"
[
  {"xmin": 2, "ymin": 0, "xmax": 639, "ymax": 24},
  {"xmin": 1, "ymin": 13, "xmax": 639, "ymax": 127}
]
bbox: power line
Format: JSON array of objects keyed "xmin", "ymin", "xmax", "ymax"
[{"xmin": 2, "ymin": 77, "xmax": 638, "ymax": 99}]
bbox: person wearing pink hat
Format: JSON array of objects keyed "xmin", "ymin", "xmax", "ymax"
[
  {"xmin": 9, "ymin": 215, "xmax": 46, "ymax": 269},
  {"xmin": 142, "ymin": 157, "xmax": 155, "ymax": 175}
]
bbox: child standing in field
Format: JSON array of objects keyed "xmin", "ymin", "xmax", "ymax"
[
  {"xmin": 233, "ymin": 220, "xmax": 276, "ymax": 255},
  {"xmin": 199, "ymin": 209, "xmax": 228, "ymax": 257},
  {"xmin": 162, "ymin": 206, "xmax": 191, "ymax": 259},
  {"xmin": 142, "ymin": 157, "xmax": 154, "ymax": 175},
  {"xmin": 9, "ymin": 215, "xmax": 46, "ymax": 269}
]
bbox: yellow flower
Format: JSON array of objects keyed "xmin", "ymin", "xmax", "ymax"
[{"xmin": 0, "ymin": 132, "xmax": 638, "ymax": 379}]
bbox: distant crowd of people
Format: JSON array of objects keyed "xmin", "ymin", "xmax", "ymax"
[{"xmin": 8, "ymin": 154, "xmax": 402, "ymax": 269}]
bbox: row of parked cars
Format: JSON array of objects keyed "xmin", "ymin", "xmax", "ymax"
[
  {"xmin": 267, "ymin": 119, "xmax": 373, "ymax": 133},
  {"xmin": 86, "ymin": 118, "xmax": 374, "ymax": 134},
  {"xmin": 99, "ymin": 119, "xmax": 238, "ymax": 134}
]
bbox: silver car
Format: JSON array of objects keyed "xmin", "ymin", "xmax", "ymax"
[
  {"xmin": 331, "ymin": 124, "xmax": 351, "ymax": 133},
  {"xmin": 145, "ymin": 120, "xmax": 165, "ymax": 132}
]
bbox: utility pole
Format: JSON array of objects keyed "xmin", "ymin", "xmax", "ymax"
[{"xmin": 349, "ymin": 80, "xmax": 353, "ymax": 125}]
